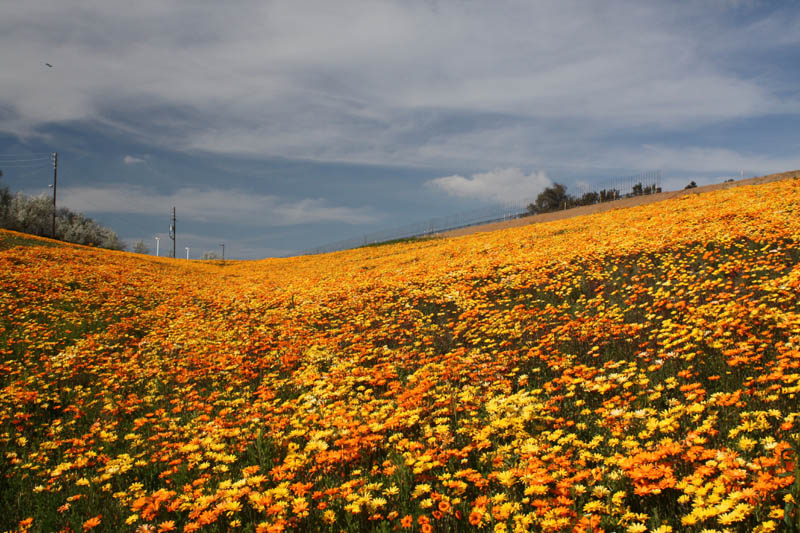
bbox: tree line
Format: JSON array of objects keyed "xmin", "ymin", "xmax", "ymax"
[
  {"xmin": 526, "ymin": 181, "xmax": 661, "ymax": 215},
  {"xmin": 0, "ymin": 183, "xmax": 125, "ymax": 250}
]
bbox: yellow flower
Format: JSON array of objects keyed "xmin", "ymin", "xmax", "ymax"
[
  {"xmin": 343, "ymin": 502, "xmax": 361, "ymax": 514},
  {"xmin": 738, "ymin": 436, "xmax": 757, "ymax": 452},
  {"xmin": 411, "ymin": 484, "xmax": 431, "ymax": 499},
  {"xmin": 496, "ymin": 470, "xmax": 516, "ymax": 487},
  {"xmin": 583, "ymin": 500, "xmax": 605, "ymax": 514},
  {"xmin": 753, "ymin": 520, "xmax": 777, "ymax": 533}
]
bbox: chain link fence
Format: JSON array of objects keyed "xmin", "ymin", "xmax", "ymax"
[
  {"xmin": 298, "ymin": 199, "xmax": 532, "ymax": 255},
  {"xmin": 297, "ymin": 170, "xmax": 661, "ymax": 256}
]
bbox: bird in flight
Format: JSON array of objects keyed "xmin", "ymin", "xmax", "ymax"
[{"xmin": 45, "ymin": 63, "xmax": 53, "ymax": 67}]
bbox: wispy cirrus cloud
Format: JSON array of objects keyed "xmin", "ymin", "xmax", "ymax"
[
  {"xmin": 3, "ymin": 1, "xmax": 800, "ymax": 258},
  {"xmin": 2, "ymin": 1, "xmax": 799, "ymax": 168},
  {"xmin": 591, "ymin": 144, "xmax": 800, "ymax": 177},
  {"xmin": 56, "ymin": 185, "xmax": 377, "ymax": 226}
]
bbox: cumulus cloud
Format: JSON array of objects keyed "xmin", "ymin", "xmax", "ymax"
[
  {"xmin": 123, "ymin": 155, "xmax": 145, "ymax": 164},
  {"xmin": 428, "ymin": 168, "xmax": 551, "ymax": 204},
  {"xmin": 57, "ymin": 185, "xmax": 377, "ymax": 226}
]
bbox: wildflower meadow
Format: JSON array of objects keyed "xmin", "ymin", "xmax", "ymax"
[{"xmin": 2, "ymin": 177, "xmax": 800, "ymax": 532}]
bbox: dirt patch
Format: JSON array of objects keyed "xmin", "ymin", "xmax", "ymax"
[{"xmin": 436, "ymin": 170, "xmax": 800, "ymax": 239}]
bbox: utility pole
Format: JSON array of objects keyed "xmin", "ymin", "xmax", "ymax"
[
  {"xmin": 220, "ymin": 243, "xmax": 225, "ymax": 261},
  {"xmin": 51, "ymin": 152, "xmax": 58, "ymax": 239},
  {"xmin": 169, "ymin": 207, "xmax": 176, "ymax": 258}
]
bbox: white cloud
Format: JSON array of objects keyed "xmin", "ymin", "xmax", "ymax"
[
  {"xmin": 123, "ymin": 155, "xmax": 145, "ymax": 164},
  {"xmin": 56, "ymin": 185, "xmax": 376, "ymax": 226},
  {"xmin": 600, "ymin": 144, "xmax": 800, "ymax": 176},
  {"xmin": 428, "ymin": 168, "xmax": 551, "ymax": 204},
  {"xmin": 1, "ymin": 1, "xmax": 799, "ymax": 168}
]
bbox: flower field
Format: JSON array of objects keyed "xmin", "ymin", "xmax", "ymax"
[{"xmin": 2, "ymin": 177, "xmax": 800, "ymax": 532}]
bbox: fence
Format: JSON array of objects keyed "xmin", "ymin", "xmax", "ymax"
[
  {"xmin": 297, "ymin": 170, "xmax": 661, "ymax": 256},
  {"xmin": 298, "ymin": 199, "xmax": 532, "ymax": 255},
  {"xmin": 604, "ymin": 170, "xmax": 662, "ymax": 198}
]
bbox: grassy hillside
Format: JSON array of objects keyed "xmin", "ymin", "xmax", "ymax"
[{"xmin": 1, "ymin": 177, "xmax": 800, "ymax": 532}]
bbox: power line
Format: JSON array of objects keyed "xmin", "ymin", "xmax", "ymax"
[
  {"xmin": 0, "ymin": 153, "xmax": 55, "ymax": 158},
  {"xmin": 0, "ymin": 157, "xmax": 53, "ymax": 162},
  {"xmin": 3, "ymin": 155, "xmax": 163, "ymax": 249}
]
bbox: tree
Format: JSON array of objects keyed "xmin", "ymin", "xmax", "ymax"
[
  {"xmin": 535, "ymin": 183, "xmax": 573, "ymax": 213},
  {"xmin": 133, "ymin": 240, "xmax": 150, "ymax": 254},
  {"xmin": 598, "ymin": 189, "xmax": 619, "ymax": 202},
  {"xmin": 579, "ymin": 191, "xmax": 600, "ymax": 206},
  {"xmin": 202, "ymin": 251, "xmax": 219, "ymax": 260},
  {"xmin": 0, "ymin": 184, "xmax": 12, "ymax": 229},
  {"xmin": 8, "ymin": 194, "xmax": 53, "ymax": 236},
  {"xmin": 0, "ymin": 188, "xmax": 125, "ymax": 250},
  {"xmin": 685, "ymin": 181, "xmax": 698, "ymax": 189}
]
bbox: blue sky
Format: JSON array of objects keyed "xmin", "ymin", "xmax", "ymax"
[{"xmin": 1, "ymin": 1, "xmax": 799, "ymax": 259}]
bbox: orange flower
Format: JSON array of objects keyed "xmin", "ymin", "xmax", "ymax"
[
  {"xmin": 157, "ymin": 520, "xmax": 176, "ymax": 533},
  {"xmin": 4, "ymin": 174, "xmax": 800, "ymax": 531},
  {"xmin": 82, "ymin": 515, "xmax": 102, "ymax": 531}
]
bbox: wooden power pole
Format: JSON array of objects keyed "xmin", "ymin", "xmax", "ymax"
[
  {"xmin": 169, "ymin": 206, "xmax": 176, "ymax": 258},
  {"xmin": 51, "ymin": 152, "xmax": 58, "ymax": 238}
]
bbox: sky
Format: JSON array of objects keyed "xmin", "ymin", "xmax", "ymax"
[{"xmin": 1, "ymin": 1, "xmax": 799, "ymax": 259}]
